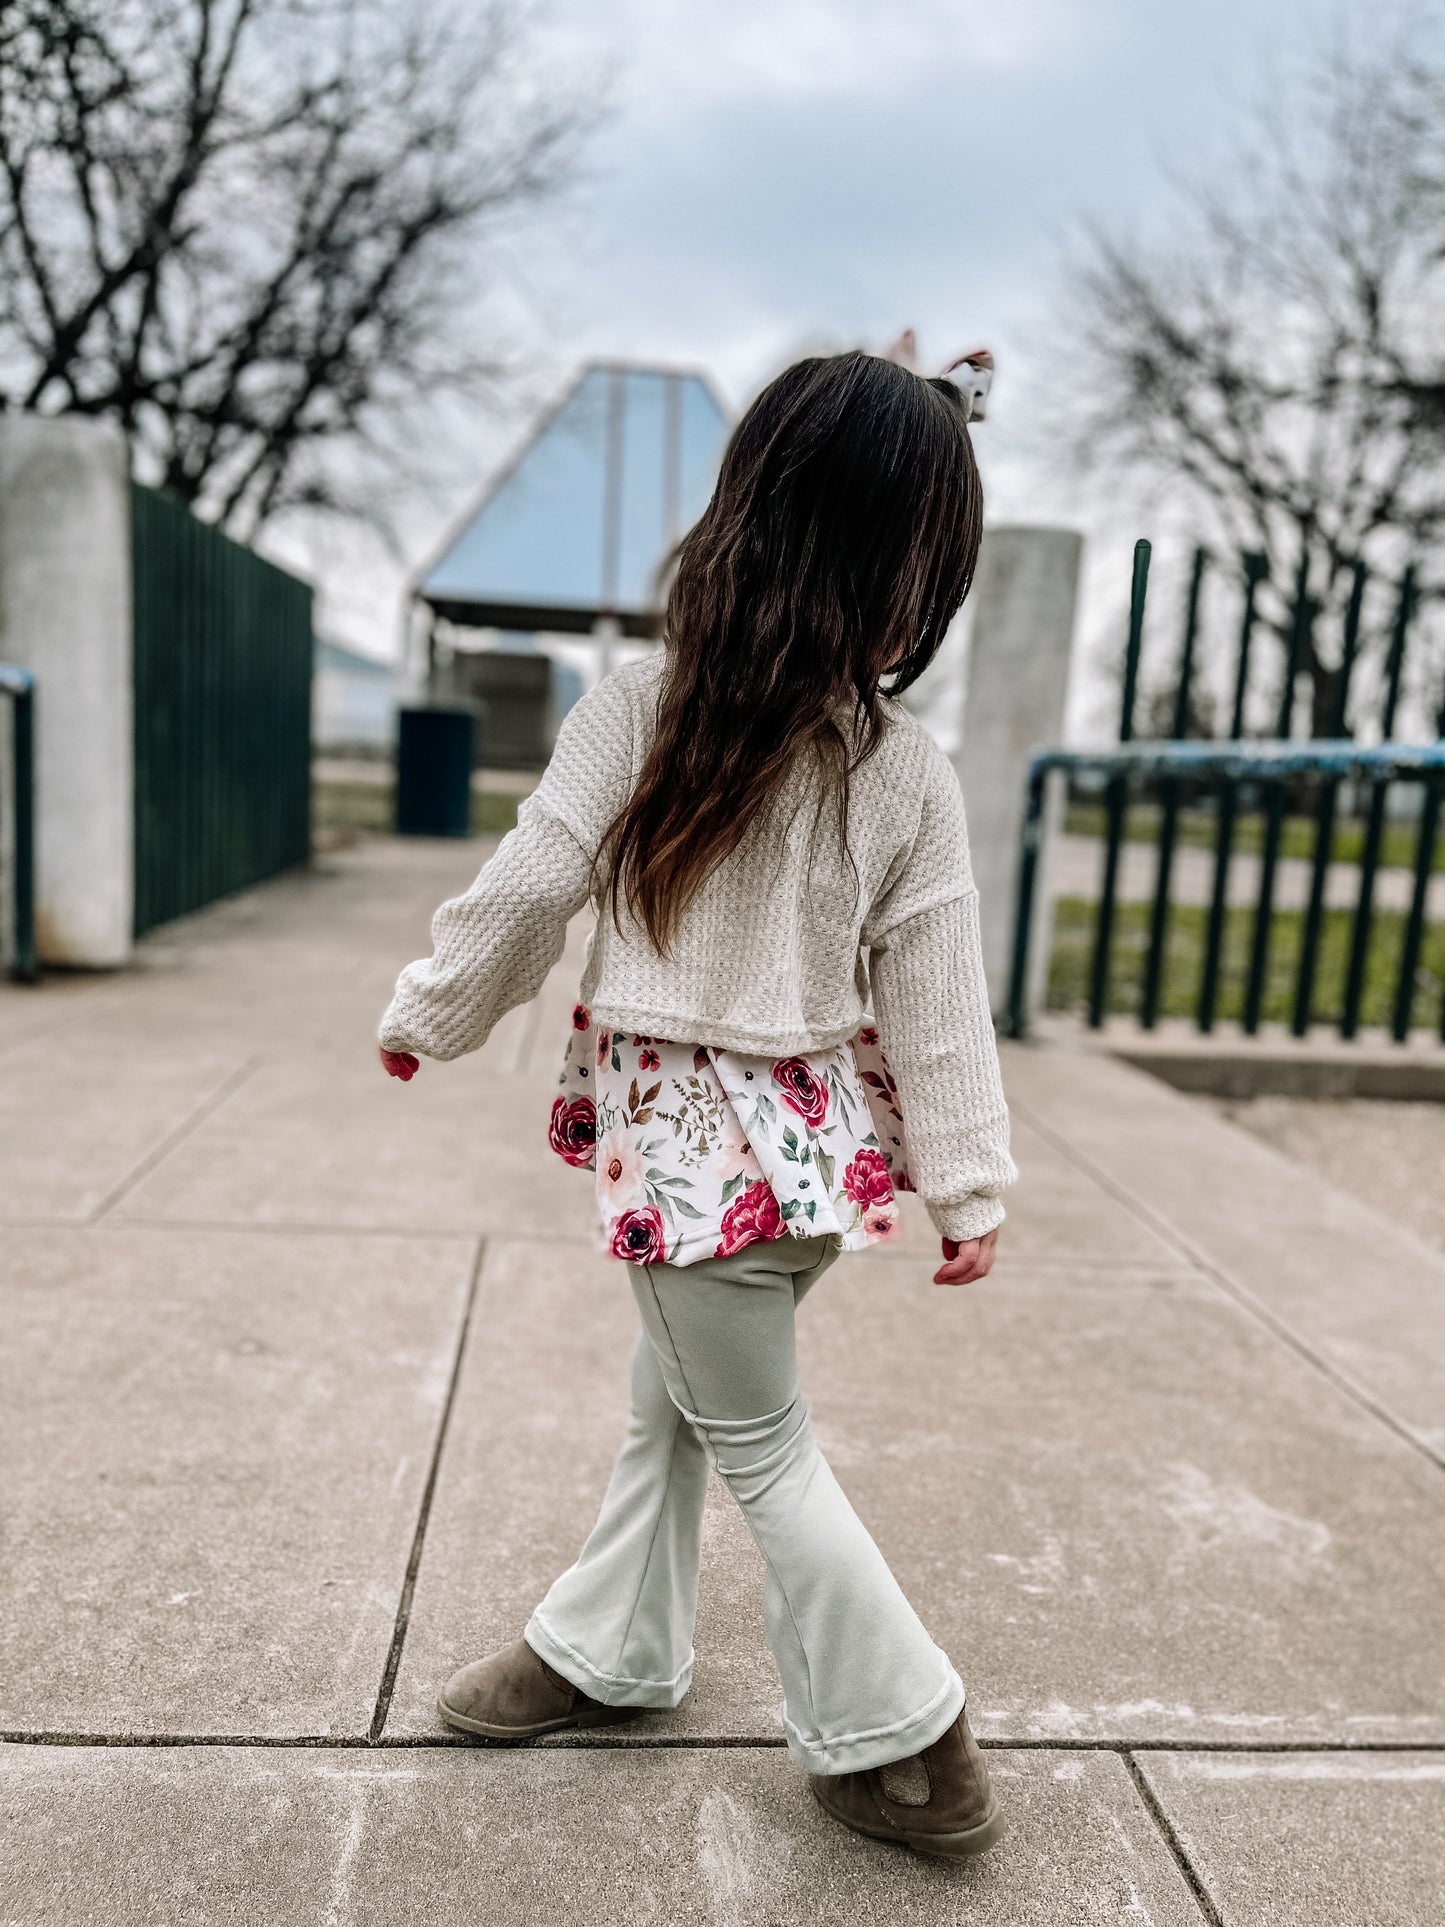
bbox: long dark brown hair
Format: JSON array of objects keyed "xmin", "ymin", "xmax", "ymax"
[{"xmin": 596, "ymin": 350, "xmax": 983, "ymax": 957}]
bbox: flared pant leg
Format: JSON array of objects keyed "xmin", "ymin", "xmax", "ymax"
[
  {"xmin": 527, "ymin": 1232, "xmax": 964, "ymax": 1774},
  {"xmin": 525, "ymin": 1315, "xmax": 709, "ymax": 1707}
]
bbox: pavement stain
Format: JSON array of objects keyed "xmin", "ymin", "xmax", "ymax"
[
  {"xmin": 1156, "ymin": 1460, "xmax": 1334, "ymax": 1574},
  {"xmin": 694, "ymin": 1785, "xmax": 795, "ymax": 1924},
  {"xmin": 985, "ymin": 1533, "xmax": 1072, "ymax": 1596},
  {"xmin": 322, "ymin": 1776, "xmax": 371, "ymax": 1927}
]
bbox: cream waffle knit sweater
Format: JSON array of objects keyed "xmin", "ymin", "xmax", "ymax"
[{"xmin": 379, "ymin": 653, "xmax": 1016, "ymax": 1241}]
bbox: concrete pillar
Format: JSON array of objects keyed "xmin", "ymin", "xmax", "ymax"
[
  {"xmin": 955, "ymin": 526, "xmax": 1082, "ymax": 1019},
  {"xmin": 0, "ymin": 416, "xmax": 133, "ymax": 965}
]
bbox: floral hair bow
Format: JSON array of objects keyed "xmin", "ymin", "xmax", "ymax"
[
  {"xmin": 938, "ymin": 348, "xmax": 994, "ymax": 423},
  {"xmin": 883, "ymin": 330, "xmax": 994, "ymax": 422}
]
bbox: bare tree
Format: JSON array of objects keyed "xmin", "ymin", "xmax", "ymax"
[
  {"xmin": 1059, "ymin": 23, "xmax": 1445, "ymax": 734},
  {"xmin": 0, "ymin": 0, "xmax": 591, "ymax": 539}
]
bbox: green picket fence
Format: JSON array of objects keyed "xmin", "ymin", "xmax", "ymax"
[{"xmin": 131, "ymin": 484, "xmax": 312, "ymax": 936}]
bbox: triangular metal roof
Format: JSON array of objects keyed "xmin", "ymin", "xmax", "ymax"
[{"xmin": 417, "ymin": 361, "xmax": 730, "ymax": 638}]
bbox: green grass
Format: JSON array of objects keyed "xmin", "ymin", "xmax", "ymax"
[
  {"xmin": 1047, "ymin": 895, "xmax": 1445, "ymax": 1032},
  {"xmin": 1063, "ymin": 800, "xmax": 1444, "ymax": 873},
  {"xmin": 312, "ymin": 778, "xmax": 520, "ymax": 845}
]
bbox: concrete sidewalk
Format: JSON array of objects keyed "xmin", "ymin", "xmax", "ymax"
[{"xmin": 2, "ymin": 834, "xmax": 1443, "ymax": 1925}]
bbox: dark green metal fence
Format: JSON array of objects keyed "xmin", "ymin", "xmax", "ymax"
[
  {"xmin": 1010, "ymin": 538, "xmax": 1442, "ymax": 1043},
  {"xmin": 131, "ymin": 484, "xmax": 312, "ymax": 936},
  {"xmin": 1009, "ymin": 741, "xmax": 1445, "ymax": 1041}
]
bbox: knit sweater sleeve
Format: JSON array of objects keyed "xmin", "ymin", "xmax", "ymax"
[
  {"xmin": 864, "ymin": 742, "xmax": 1018, "ymax": 1243},
  {"xmin": 377, "ymin": 671, "xmax": 636, "ymax": 1062}
]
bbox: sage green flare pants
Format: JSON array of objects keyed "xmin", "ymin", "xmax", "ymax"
[{"xmin": 524, "ymin": 1231, "xmax": 965, "ymax": 1775}]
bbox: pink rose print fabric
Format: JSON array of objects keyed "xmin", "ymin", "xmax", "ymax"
[{"xmin": 550, "ymin": 1007, "xmax": 914, "ymax": 1267}]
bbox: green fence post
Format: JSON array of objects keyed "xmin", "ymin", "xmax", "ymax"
[
  {"xmin": 1007, "ymin": 758, "xmax": 1050, "ymax": 1039},
  {"xmin": 1342, "ymin": 566, "xmax": 1416, "ymax": 1040},
  {"xmin": 1243, "ymin": 552, "xmax": 1310, "ymax": 1033},
  {"xmin": 1394, "ymin": 765, "xmax": 1441, "ymax": 1042},
  {"xmin": 1200, "ymin": 552, "xmax": 1268, "ymax": 1032},
  {"xmin": 1292, "ymin": 561, "xmax": 1366, "ymax": 1036},
  {"xmin": 1088, "ymin": 538, "xmax": 1150, "ymax": 1029},
  {"xmin": 1141, "ymin": 546, "xmax": 1207, "ymax": 1029}
]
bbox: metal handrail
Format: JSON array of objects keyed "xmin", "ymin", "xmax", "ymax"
[
  {"xmin": 1007, "ymin": 739, "xmax": 1445, "ymax": 1041},
  {"xmin": 0, "ymin": 665, "xmax": 37, "ymax": 981}
]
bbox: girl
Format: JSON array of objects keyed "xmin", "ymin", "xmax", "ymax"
[{"xmin": 378, "ymin": 350, "xmax": 1017, "ymax": 1861}]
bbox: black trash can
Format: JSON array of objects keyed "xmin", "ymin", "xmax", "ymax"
[{"xmin": 394, "ymin": 705, "xmax": 476, "ymax": 837}]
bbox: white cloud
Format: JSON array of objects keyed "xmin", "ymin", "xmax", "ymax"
[{"xmin": 548, "ymin": 0, "xmax": 1093, "ymax": 109}]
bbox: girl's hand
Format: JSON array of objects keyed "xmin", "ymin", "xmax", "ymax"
[
  {"xmin": 933, "ymin": 1228, "xmax": 999, "ymax": 1287},
  {"xmin": 380, "ymin": 1047, "xmax": 420, "ymax": 1081}
]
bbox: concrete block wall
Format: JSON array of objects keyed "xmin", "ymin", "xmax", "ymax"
[
  {"xmin": 956, "ymin": 526, "xmax": 1083, "ymax": 1020},
  {"xmin": 0, "ymin": 415, "xmax": 134, "ymax": 967}
]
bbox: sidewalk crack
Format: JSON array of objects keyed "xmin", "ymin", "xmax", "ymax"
[
  {"xmin": 87, "ymin": 1057, "xmax": 262, "ymax": 1223},
  {"xmin": 367, "ymin": 1236, "xmax": 487, "ymax": 1741},
  {"xmin": 1124, "ymin": 1752, "xmax": 1226, "ymax": 1927},
  {"xmin": 1012, "ymin": 1095, "xmax": 1445, "ymax": 1478}
]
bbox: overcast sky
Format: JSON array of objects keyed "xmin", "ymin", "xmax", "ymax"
[
  {"xmin": 540, "ymin": 0, "xmax": 1324, "ymax": 420},
  {"xmin": 306, "ymin": 0, "xmax": 1370, "ymax": 704}
]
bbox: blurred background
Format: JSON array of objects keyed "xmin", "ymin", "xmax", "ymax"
[
  {"xmin": 1, "ymin": 0, "xmax": 1442, "ymax": 1048},
  {"xmin": 6, "ymin": 20, "xmax": 1445, "ymax": 1908}
]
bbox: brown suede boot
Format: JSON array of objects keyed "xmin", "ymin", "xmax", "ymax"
[
  {"xmin": 437, "ymin": 1638, "xmax": 643, "ymax": 1741},
  {"xmin": 810, "ymin": 1709, "xmax": 1004, "ymax": 1859}
]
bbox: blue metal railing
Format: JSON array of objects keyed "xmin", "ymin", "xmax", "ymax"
[
  {"xmin": 0, "ymin": 665, "xmax": 37, "ymax": 981},
  {"xmin": 1007, "ymin": 740, "xmax": 1445, "ymax": 1042}
]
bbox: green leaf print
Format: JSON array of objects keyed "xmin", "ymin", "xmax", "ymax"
[
  {"xmin": 779, "ymin": 1197, "xmax": 800, "ymax": 1219},
  {"xmin": 757, "ymin": 1091, "xmax": 777, "ymax": 1123},
  {"xmin": 815, "ymin": 1146, "xmax": 835, "ymax": 1190},
  {"xmin": 718, "ymin": 1171, "xmax": 747, "ymax": 1204},
  {"xmin": 669, "ymin": 1194, "xmax": 708, "ymax": 1220},
  {"xmin": 781, "ymin": 1125, "xmax": 799, "ymax": 1161}
]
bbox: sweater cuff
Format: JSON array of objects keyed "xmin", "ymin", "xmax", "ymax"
[
  {"xmin": 927, "ymin": 1194, "xmax": 1006, "ymax": 1243},
  {"xmin": 378, "ymin": 1003, "xmax": 430, "ymax": 1057}
]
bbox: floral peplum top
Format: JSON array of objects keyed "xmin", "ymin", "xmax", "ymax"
[{"xmin": 548, "ymin": 1004, "xmax": 917, "ymax": 1267}]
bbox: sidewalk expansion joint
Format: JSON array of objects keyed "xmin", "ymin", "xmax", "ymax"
[
  {"xmin": 3, "ymin": 1731, "xmax": 1442, "ymax": 1755},
  {"xmin": 1123, "ymin": 1752, "xmax": 1226, "ymax": 1927},
  {"xmin": 367, "ymin": 1236, "xmax": 488, "ymax": 1743},
  {"xmin": 1011, "ymin": 1096, "xmax": 1445, "ymax": 1479},
  {"xmin": 85, "ymin": 1057, "xmax": 263, "ymax": 1223}
]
